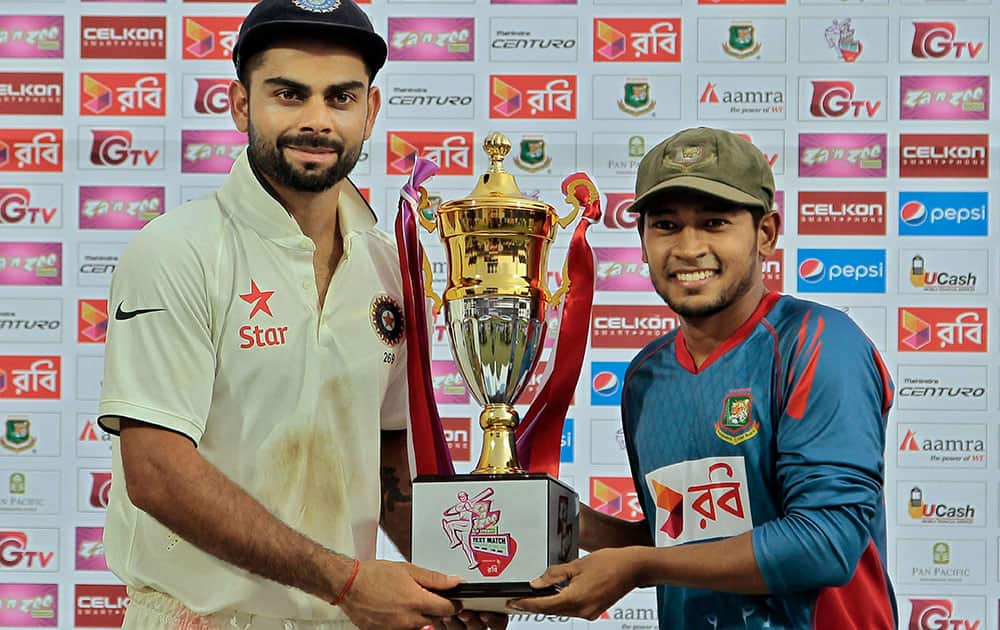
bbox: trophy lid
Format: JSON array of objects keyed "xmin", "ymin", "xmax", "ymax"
[{"xmin": 438, "ymin": 132, "xmax": 553, "ymax": 213}]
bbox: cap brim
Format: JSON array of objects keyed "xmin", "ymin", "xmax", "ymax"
[
  {"xmin": 235, "ymin": 21, "xmax": 387, "ymax": 77},
  {"xmin": 629, "ymin": 175, "xmax": 765, "ymax": 214}
]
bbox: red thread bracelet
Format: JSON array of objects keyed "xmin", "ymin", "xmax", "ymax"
[{"xmin": 330, "ymin": 559, "xmax": 361, "ymax": 606}]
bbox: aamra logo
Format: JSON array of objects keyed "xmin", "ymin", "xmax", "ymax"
[
  {"xmin": 441, "ymin": 487, "xmax": 517, "ymax": 577},
  {"xmin": 715, "ymin": 389, "xmax": 758, "ymax": 445}
]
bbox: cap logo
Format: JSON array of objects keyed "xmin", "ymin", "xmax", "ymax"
[
  {"xmin": 664, "ymin": 142, "xmax": 716, "ymax": 172},
  {"xmin": 293, "ymin": 0, "xmax": 342, "ymax": 12}
]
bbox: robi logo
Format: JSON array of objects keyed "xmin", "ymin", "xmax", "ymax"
[
  {"xmin": 798, "ymin": 258, "xmax": 824, "ymax": 283},
  {"xmin": 900, "ymin": 201, "xmax": 927, "ymax": 226},
  {"xmin": 89, "ymin": 130, "xmax": 159, "ymax": 167},
  {"xmin": 194, "ymin": 78, "xmax": 230, "ymax": 114},
  {"xmin": 911, "ymin": 22, "xmax": 984, "ymax": 59}
]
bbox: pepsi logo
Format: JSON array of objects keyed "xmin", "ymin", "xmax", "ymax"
[
  {"xmin": 900, "ymin": 201, "xmax": 928, "ymax": 226},
  {"xmin": 592, "ymin": 371, "xmax": 620, "ymax": 397},
  {"xmin": 798, "ymin": 258, "xmax": 825, "ymax": 283}
]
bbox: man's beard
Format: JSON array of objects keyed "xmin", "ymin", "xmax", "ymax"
[
  {"xmin": 248, "ymin": 122, "xmax": 362, "ymax": 193},
  {"xmin": 657, "ymin": 252, "xmax": 758, "ymax": 320}
]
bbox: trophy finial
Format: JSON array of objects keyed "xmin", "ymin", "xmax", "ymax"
[{"xmin": 483, "ymin": 132, "xmax": 511, "ymax": 173}]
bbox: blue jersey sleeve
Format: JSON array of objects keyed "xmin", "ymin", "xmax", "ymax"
[{"xmin": 752, "ymin": 307, "xmax": 892, "ymax": 593}]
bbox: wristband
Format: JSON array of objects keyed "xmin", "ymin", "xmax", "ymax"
[{"xmin": 330, "ymin": 559, "xmax": 361, "ymax": 606}]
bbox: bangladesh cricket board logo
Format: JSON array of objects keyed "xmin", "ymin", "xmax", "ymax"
[
  {"xmin": 618, "ymin": 79, "xmax": 655, "ymax": 116},
  {"xmin": 715, "ymin": 390, "xmax": 759, "ymax": 445},
  {"xmin": 723, "ymin": 23, "xmax": 761, "ymax": 59},
  {"xmin": 513, "ymin": 136, "xmax": 551, "ymax": 173},
  {"xmin": 441, "ymin": 487, "xmax": 518, "ymax": 576},
  {"xmin": 1, "ymin": 416, "xmax": 37, "ymax": 452}
]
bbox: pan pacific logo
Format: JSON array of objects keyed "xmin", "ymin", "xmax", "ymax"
[{"xmin": 441, "ymin": 488, "xmax": 517, "ymax": 577}]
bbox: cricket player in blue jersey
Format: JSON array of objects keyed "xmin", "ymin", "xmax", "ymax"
[{"xmin": 512, "ymin": 127, "xmax": 896, "ymax": 629}]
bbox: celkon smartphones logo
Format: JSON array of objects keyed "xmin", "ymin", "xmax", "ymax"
[
  {"xmin": 387, "ymin": 131, "xmax": 474, "ymax": 176},
  {"xmin": 591, "ymin": 305, "xmax": 678, "ymax": 349},
  {"xmin": 0, "ymin": 16, "xmax": 63, "ymax": 58},
  {"xmin": 898, "ymin": 307, "xmax": 987, "ymax": 353},
  {"xmin": 901, "ymin": 76, "xmax": 989, "ymax": 121},
  {"xmin": 593, "ymin": 18, "xmax": 682, "ymax": 62},
  {"xmin": 0, "ymin": 129, "xmax": 63, "ymax": 172},
  {"xmin": 589, "ymin": 477, "xmax": 643, "ymax": 521},
  {"xmin": 0, "ymin": 356, "xmax": 61, "ymax": 399},
  {"xmin": 906, "ymin": 20, "xmax": 987, "ymax": 61},
  {"xmin": 387, "ymin": 18, "xmax": 474, "ymax": 61},
  {"xmin": 594, "ymin": 247, "xmax": 651, "ymax": 291},
  {"xmin": 763, "ymin": 249, "xmax": 783, "ymax": 292},
  {"xmin": 0, "ymin": 73, "xmax": 62, "ymax": 115},
  {"xmin": 80, "ymin": 73, "xmax": 165, "ymax": 116},
  {"xmin": 79, "ymin": 185, "xmax": 164, "ymax": 230},
  {"xmin": 899, "ymin": 134, "xmax": 988, "ymax": 178},
  {"xmin": 181, "ymin": 130, "xmax": 247, "ymax": 173},
  {"xmin": 83, "ymin": 127, "xmax": 164, "ymax": 169},
  {"xmin": 798, "ymin": 191, "xmax": 886, "ymax": 235},
  {"xmin": 799, "ymin": 133, "xmax": 886, "ymax": 178},
  {"xmin": 803, "ymin": 79, "xmax": 884, "ymax": 120},
  {"xmin": 591, "ymin": 361, "xmax": 629, "ymax": 406},
  {"xmin": 898, "ymin": 192, "xmax": 988, "ymax": 237},
  {"xmin": 0, "ymin": 186, "xmax": 61, "ymax": 228},
  {"xmin": 185, "ymin": 76, "xmax": 230, "ymax": 116},
  {"xmin": 0, "ymin": 243, "xmax": 61, "ymax": 286},
  {"xmin": 796, "ymin": 249, "xmax": 886, "ymax": 293},
  {"xmin": 442, "ymin": 417, "xmax": 471, "ymax": 462},
  {"xmin": 75, "ymin": 584, "xmax": 128, "ymax": 628},
  {"xmin": 491, "ymin": 75, "xmax": 576, "ymax": 119},
  {"xmin": 81, "ymin": 16, "xmax": 166, "ymax": 59},
  {"xmin": 182, "ymin": 16, "xmax": 240, "ymax": 60},
  {"xmin": 0, "ymin": 583, "xmax": 58, "ymax": 627}
]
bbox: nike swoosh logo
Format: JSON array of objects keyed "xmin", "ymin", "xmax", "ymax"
[{"xmin": 115, "ymin": 302, "xmax": 166, "ymax": 321}]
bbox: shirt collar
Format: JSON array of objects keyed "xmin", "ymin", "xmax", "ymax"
[{"xmin": 219, "ymin": 148, "xmax": 377, "ymax": 244}]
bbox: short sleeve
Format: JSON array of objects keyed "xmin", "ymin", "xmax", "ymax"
[{"xmin": 98, "ymin": 220, "xmax": 216, "ymax": 445}]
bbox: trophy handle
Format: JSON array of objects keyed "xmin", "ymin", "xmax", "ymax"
[
  {"xmin": 417, "ymin": 186, "xmax": 437, "ymax": 233},
  {"xmin": 422, "ymin": 252, "xmax": 443, "ymax": 316},
  {"xmin": 555, "ymin": 178, "xmax": 599, "ymax": 229},
  {"xmin": 550, "ymin": 259, "xmax": 571, "ymax": 308}
]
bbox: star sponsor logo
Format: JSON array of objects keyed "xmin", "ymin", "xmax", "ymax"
[
  {"xmin": 0, "ymin": 72, "xmax": 62, "ymax": 115},
  {"xmin": 490, "ymin": 75, "xmax": 577, "ymax": 119},
  {"xmin": 901, "ymin": 75, "xmax": 989, "ymax": 120},
  {"xmin": 238, "ymin": 279, "xmax": 289, "ymax": 350},
  {"xmin": 81, "ymin": 15, "xmax": 166, "ymax": 59},
  {"xmin": 387, "ymin": 131, "xmax": 474, "ymax": 176},
  {"xmin": 0, "ymin": 129, "xmax": 63, "ymax": 172},
  {"xmin": 593, "ymin": 18, "xmax": 682, "ymax": 62},
  {"xmin": 182, "ymin": 16, "xmax": 240, "ymax": 60},
  {"xmin": 798, "ymin": 191, "xmax": 886, "ymax": 235},
  {"xmin": 0, "ymin": 185, "xmax": 61, "ymax": 228},
  {"xmin": 899, "ymin": 134, "xmax": 988, "ymax": 178},
  {"xmin": 904, "ymin": 19, "xmax": 988, "ymax": 62},
  {"xmin": 80, "ymin": 73, "xmax": 165, "ymax": 116},
  {"xmin": 0, "ymin": 15, "xmax": 63, "ymax": 59},
  {"xmin": 897, "ymin": 423, "xmax": 986, "ymax": 469},
  {"xmin": 645, "ymin": 456, "xmax": 753, "ymax": 547},
  {"xmin": 898, "ymin": 307, "xmax": 987, "ymax": 353},
  {"xmin": 387, "ymin": 17, "xmax": 474, "ymax": 62}
]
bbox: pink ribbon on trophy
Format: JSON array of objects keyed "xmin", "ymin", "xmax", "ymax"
[
  {"xmin": 395, "ymin": 157, "xmax": 454, "ymax": 477},
  {"xmin": 515, "ymin": 173, "xmax": 602, "ymax": 478}
]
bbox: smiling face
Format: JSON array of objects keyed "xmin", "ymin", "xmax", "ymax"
[
  {"xmin": 229, "ymin": 39, "xmax": 381, "ymax": 194},
  {"xmin": 640, "ymin": 188, "xmax": 779, "ymax": 321}
]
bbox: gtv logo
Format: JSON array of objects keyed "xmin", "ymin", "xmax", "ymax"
[{"xmin": 796, "ymin": 249, "xmax": 886, "ymax": 293}]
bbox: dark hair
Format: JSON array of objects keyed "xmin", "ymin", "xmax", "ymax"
[
  {"xmin": 236, "ymin": 36, "xmax": 377, "ymax": 88},
  {"xmin": 637, "ymin": 202, "xmax": 769, "ymax": 234}
]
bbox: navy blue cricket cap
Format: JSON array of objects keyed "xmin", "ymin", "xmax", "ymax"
[{"xmin": 232, "ymin": 0, "xmax": 388, "ymax": 82}]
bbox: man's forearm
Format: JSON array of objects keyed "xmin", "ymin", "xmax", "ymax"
[
  {"xmin": 379, "ymin": 430, "xmax": 413, "ymax": 560},
  {"xmin": 580, "ymin": 505, "xmax": 652, "ymax": 551},
  {"xmin": 636, "ymin": 531, "xmax": 768, "ymax": 594},
  {"xmin": 119, "ymin": 421, "xmax": 354, "ymax": 602}
]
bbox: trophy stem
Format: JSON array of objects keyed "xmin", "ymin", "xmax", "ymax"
[{"xmin": 472, "ymin": 404, "xmax": 525, "ymax": 474}]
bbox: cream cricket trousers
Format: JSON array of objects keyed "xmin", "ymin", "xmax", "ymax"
[{"xmin": 123, "ymin": 588, "xmax": 356, "ymax": 630}]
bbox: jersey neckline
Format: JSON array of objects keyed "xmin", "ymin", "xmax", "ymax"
[{"xmin": 674, "ymin": 291, "xmax": 783, "ymax": 374}]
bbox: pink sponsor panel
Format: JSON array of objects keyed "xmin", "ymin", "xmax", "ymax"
[
  {"xmin": 387, "ymin": 18, "xmax": 475, "ymax": 61},
  {"xmin": 79, "ymin": 186, "xmax": 164, "ymax": 230},
  {"xmin": 493, "ymin": 0, "xmax": 576, "ymax": 3},
  {"xmin": 181, "ymin": 130, "xmax": 248, "ymax": 174},
  {"xmin": 900, "ymin": 75, "xmax": 989, "ymax": 120},
  {"xmin": 0, "ymin": 242, "xmax": 61, "ymax": 286},
  {"xmin": 0, "ymin": 583, "xmax": 58, "ymax": 627},
  {"xmin": 594, "ymin": 247, "xmax": 652, "ymax": 292},
  {"xmin": 432, "ymin": 359, "xmax": 470, "ymax": 405},
  {"xmin": 798, "ymin": 133, "xmax": 887, "ymax": 178},
  {"xmin": 0, "ymin": 16, "xmax": 63, "ymax": 58},
  {"xmin": 75, "ymin": 527, "xmax": 108, "ymax": 571}
]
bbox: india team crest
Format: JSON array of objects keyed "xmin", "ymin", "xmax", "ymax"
[
  {"xmin": 292, "ymin": 0, "xmax": 342, "ymax": 13},
  {"xmin": 715, "ymin": 389, "xmax": 759, "ymax": 445},
  {"xmin": 1, "ymin": 417, "xmax": 36, "ymax": 452},
  {"xmin": 440, "ymin": 487, "xmax": 518, "ymax": 576},
  {"xmin": 370, "ymin": 294, "xmax": 404, "ymax": 346}
]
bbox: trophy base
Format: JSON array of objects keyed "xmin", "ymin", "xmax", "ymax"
[
  {"xmin": 412, "ymin": 473, "xmax": 579, "ymax": 613},
  {"xmin": 436, "ymin": 582, "xmax": 561, "ymax": 613}
]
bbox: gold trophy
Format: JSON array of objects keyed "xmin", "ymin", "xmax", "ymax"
[{"xmin": 407, "ymin": 133, "xmax": 591, "ymax": 611}]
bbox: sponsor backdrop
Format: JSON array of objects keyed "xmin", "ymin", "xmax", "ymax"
[{"xmin": 0, "ymin": 0, "xmax": 996, "ymax": 628}]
